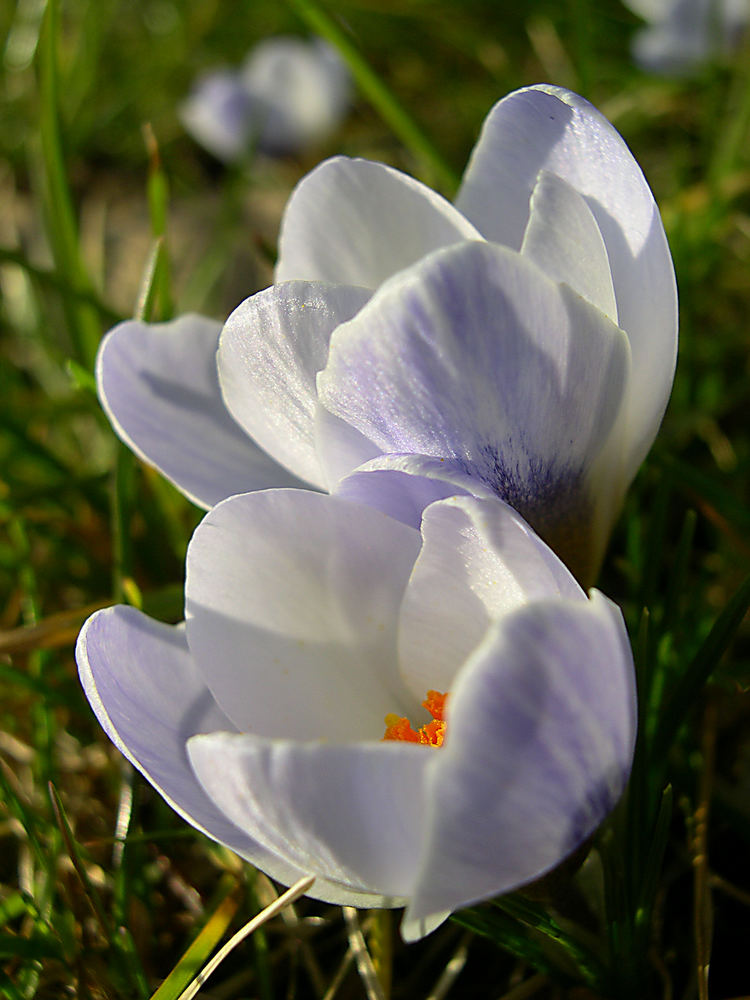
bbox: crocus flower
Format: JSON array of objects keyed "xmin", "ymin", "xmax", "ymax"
[
  {"xmin": 77, "ymin": 490, "xmax": 636, "ymax": 938},
  {"xmin": 179, "ymin": 69, "xmax": 256, "ymax": 163},
  {"xmin": 622, "ymin": 0, "xmax": 747, "ymax": 74},
  {"xmin": 100, "ymin": 85, "xmax": 676, "ymax": 582},
  {"xmin": 180, "ymin": 36, "xmax": 350, "ymax": 162}
]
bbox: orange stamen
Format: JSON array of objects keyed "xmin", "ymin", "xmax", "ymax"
[{"xmin": 382, "ymin": 690, "xmax": 449, "ymax": 747}]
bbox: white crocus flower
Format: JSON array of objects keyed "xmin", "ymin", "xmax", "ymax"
[
  {"xmin": 179, "ymin": 36, "xmax": 351, "ymax": 162},
  {"xmin": 99, "ymin": 84, "xmax": 676, "ymax": 581},
  {"xmin": 622, "ymin": 0, "xmax": 748, "ymax": 75},
  {"xmin": 77, "ymin": 490, "xmax": 636, "ymax": 939}
]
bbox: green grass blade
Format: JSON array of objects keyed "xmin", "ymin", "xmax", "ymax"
[
  {"xmin": 655, "ymin": 572, "xmax": 750, "ymax": 758},
  {"xmin": 287, "ymin": 0, "xmax": 459, "ymax": 193},
  {"xmin": 143, "ymin": 124, "xmax": 174, "ymax": 320},
  {"xmin": 149, "ymin": 878, "xmax": 241, "ymax": 1000},
  {"xmin": 36, "ymin": 0, "xmax": 101, "ymax": 367},
  {"xmin": 452, "ymin": 906, "xmax": 571, "ymax": 985},
  {"xmin": 0, "ymin": 246, "xmax": 122, "ymax": 326}
]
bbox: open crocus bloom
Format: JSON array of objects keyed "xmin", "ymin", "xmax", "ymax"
[
  {"xmin": 180, "ymin": 36, "xmax": 350, "ymax": 162},
  {"xmin": 99, "ymin": 84, "xmax": 676, "ymax": 581},
  {"xmin": 622, "ymin": 0, "xmax": 748, "ymax": 75},
  {"xmin": 77, "ymin": 490, "xmax": 636, "ymax": 939}
]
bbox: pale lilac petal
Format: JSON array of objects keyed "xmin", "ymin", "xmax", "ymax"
[
  {"xmin": 185, "ymin": 490, "xmax": 422, "ymax": 741},
  {"xmin": 318, "ymin": 241, "xmax": 630, "ymax": 569},
  {"xmin": 76, "ymin": 607, "xmax": 297, "ymax": 879},
  {"xmin": 77, "ymin": 605, "xmax": 387, "ymax": 908},
  {"xmin": 398, "ymin": 496, "xmax": 584, "ymax": 699},
  {"xmin": 97, "ymin": 315, "xmax": 302, "ymax": 509},
  {"xmin": 456, "ymin": 85, "xmax": 677, "ymax": 474},
  {"xmin": 313, "ymin": 405, "xmax": 385, "ymax": 489},
  {"xmin": 520, "ymin": 170, "xmax": 617, "ymax": 323},
  {"xmin": 333, "ymin": 454, "xmax": 495, "ymax": 529},
  {"xmin": 625, "ymin": 0, "xmax": 747, "ymax": 74},
  {"xmin": 189, "ymin": 734, "xmax": 431, "ymax": 899},
  {"xmin": 180, "ymin": 69, "xmax": 253, "ymax": 163},
  {"xmin": 218, "ymin": 282, "xmax": 370, "ymax": 489},
  {"xmin": 275, "ymin": 156, "xmax": 483, "ymax": 287},
  {"xmin": 402, "ymin": 591, "xmax": 636, "ymax": 937},
  {"xmin": 240, "ymin": 37, "xmax": 350, "ymax": 155}
]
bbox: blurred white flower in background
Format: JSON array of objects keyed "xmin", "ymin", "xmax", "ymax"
[
  {"xmin": 622, "ymin": 0, "xmax": 748, "ymax": 74},
  {"xmin": 180, "ymin": 36, "xmax": 351, "ymax": 161}
]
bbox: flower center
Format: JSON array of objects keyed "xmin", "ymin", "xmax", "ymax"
[{"xmin": 382, "ymin": 690, "xmax": 448, "ymax": 747}]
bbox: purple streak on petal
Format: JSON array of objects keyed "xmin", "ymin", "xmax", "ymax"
[
  {"xmin": 334, "ymin": 454, "xmax": 495, "ymax": 528},
  {"xmin": 456, "ymin": 85, "xmax": 677, "ymax": 478},
  {"xmin": 403, "ymin": 591, "xmax": 636, "ymax": 931},
  {"xmin": 320, "ymin": 242, "xmax": 627, "ymax": 574}
]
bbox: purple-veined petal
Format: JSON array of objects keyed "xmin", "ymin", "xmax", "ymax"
[
  {"xmin": 455, "ymin": 85, "xmax": 677, "ymax": 475},
  {"xmin": 520, "ymin": 170, "xmax": 618, "ymax": 323},
  {"xmin": 318, "ymin": 241, "xmax": 630, "ymax": 579},
  {"xmin": 97, "ymin": 314, "xmax": 302, "ymax": 508},
  {"xmin": 218, "ymin": 282, "xmax": 370, "ymax": 489},
  {"xmin": 76, "ymin": 607, "xmax": 297, "ymax": 880},
  {"xmin": 185, "ymin": 490, "xmax": 422, "ymax": 741},
  {"xmin": 333, "ymin": 453, "xmax": 496, "ymax": 529},
  {"xmin": 275, "ymin": 156, "xmax": 482, "ymax": 287},
  {"xmin": 77, "ymin": 605, "xmax": 385, "ymax": 908},
  {"xmin": 401, "ymin": 590, "xmax": 636, "ymax": 937},
  {"xmin": 189, "ymin": 734, "xmax": 431, "ymax": 900},
  {"xmin": 397, "ymin": 496, "xmax": 585, "ymax": 700}
]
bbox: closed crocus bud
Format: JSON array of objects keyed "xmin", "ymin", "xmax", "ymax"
[
  {"xmin": 98, "ymin": 85, "xmax": 676, "ymax": 583},
  {"xmin": 77, "ymin": 490, "xmax": 636, "ymax": 939}
]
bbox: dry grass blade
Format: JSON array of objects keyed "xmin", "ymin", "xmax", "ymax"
[
  {"xmin": 175, "ymin": 875, "xmax": 315, "ymax": 1000},
  {"xmin": 321, "ymin": 947, "xmax": 356, "ymax": 1000},
  {"xmin": 0, "ymin": 602, "xmax": 110, "ymax": 655},
  {"xmin": 47, "ymin": 780, "xmax": 112, "ymax": 939},
  {"xmin": 496, "ymin": 973, "xmax": 549, "ymax": 1000},
  {"xmin": 693, "ymin": 701, "xmax": 717, "ymax": 1000},
  {"xmin": 425, "ymin": 931, "xmax": 471, "ymax": 1000},
  {"xmin": 254, "ymin": 870, "xmax": 326, "ymax": 998},
  {"xmin": 342, "ymin": 907, "xmax": 387, "ymax": 1000}
]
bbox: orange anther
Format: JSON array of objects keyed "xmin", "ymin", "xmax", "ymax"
[{"xmin": 382, "ymin": 692, "xmax": 449, "ymax": 747}]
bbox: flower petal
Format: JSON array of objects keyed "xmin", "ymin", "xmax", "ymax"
[
  {"xmin": 76, "ymin": 607, "xmax": 291, "ymax": 874},
  {"xmin": 333, "ymin": 453, "xmax": 496, "ymax": 529},
  {"xmin": 180, "ymin": 69, "xmax": 253, "ymax": 163},
  {"xmin": 239, "ymin": 37, "xmax": 350, "ymax": 155},
  {"xmin": 318, "ymin": 241, "xmax": 630, "ymax": 575},
  {"xmin": 185, "ymin": 490, "xmax": 422, "ymax": 740},
  {"xmin": 520, "ymin": 170, "xmax": 618, "ymax": 323},
  {"xmin": 218, "ymin": 282, "xmax": 370, "ymax": 489},
  {"xmin": 189, "ymin": 733, "xmax": 431, "ymax": 899},
  {"xmin": 77, "ymin": 605, "xmax": 386, "ymax": 907},
  {"xmin": 275, "ymin": 156, "xmax": 483, "ymax": 287},
  {"xmin": 97, "ymin": 314, "xmax": 302, "ymax": 508},
  {"xmin": 455, "ymin": 85, "xmax": 677, "ymax": 474},
  {"xmin": 402, "ymin": 591, "xmax": 636, "ymax": 937},
  {"xmin": 397, "ymin": 496, "xmax": 584, "ymax": 699}
]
